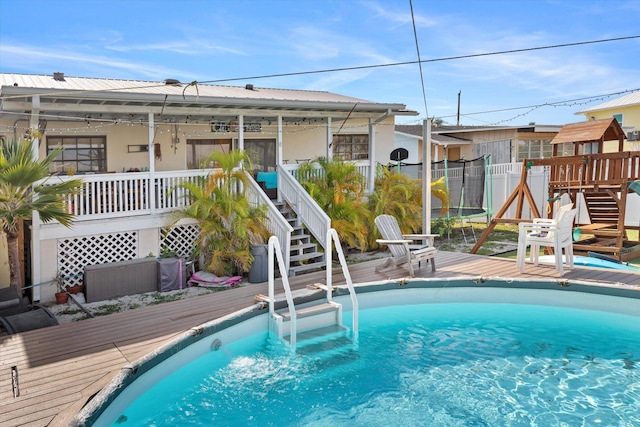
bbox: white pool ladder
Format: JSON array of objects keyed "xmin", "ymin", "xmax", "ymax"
[{"xmin": 260, "ymin": 229, "xmax": 358, "ymax": 348}]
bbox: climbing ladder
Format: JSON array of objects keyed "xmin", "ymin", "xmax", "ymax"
[{"xmin": 258, "ymin": 229, "xmax": 358, "ymax": 349}]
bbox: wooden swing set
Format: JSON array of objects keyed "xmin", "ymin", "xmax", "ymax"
[{"xmin": 471, "ymin": 118, "xmax": 640, "ymax": 261}]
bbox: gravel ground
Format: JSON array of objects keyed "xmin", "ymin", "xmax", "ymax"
[
  {"xmin": 48, "ymin": 250, "xmax": 390, "ymax": 324},
  {"xmin": 48, "ymin": 285, "xmax": 226, "ymax": 324}
]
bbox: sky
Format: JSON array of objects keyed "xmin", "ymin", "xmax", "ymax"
[{"xmin": 1, "ymin": 0, "xmax": 639, "ymax": 127}]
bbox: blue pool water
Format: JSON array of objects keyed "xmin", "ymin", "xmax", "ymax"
[{"xmin": 108, "ymin": 299, "xmax": 640, "ymax": 426}]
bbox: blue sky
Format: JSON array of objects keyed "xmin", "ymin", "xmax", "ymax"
[{"xmin": 1, "ymin": 0, "xmax": 639, "ymax": 126}]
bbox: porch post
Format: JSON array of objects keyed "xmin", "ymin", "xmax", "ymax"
[
  {"xmin": 277, "ymin": 115, "xmax": 283, "ymax": 165},
  {"xmin": 326, "ymin": 117, "xmax": 332, "ymax": 160},
  {"xmin": 368, "ymin": 118, "xmax": 375, "ymax": 193},
  {"xmin": 148, "ymin": 112, "xmax": 156, "ymax": 213},
  {"xmin": 238, "ymin": 115, "xmax": 244, "ymax": 150},
  {"xmin": 422, "ymin": 118, "xmax": 432, "ymax": 234},
  {"xmin": 30, "ymin": 95, "xmax": 42, "ymax": 300}
]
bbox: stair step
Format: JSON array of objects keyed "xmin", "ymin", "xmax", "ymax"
[
  {"xmin": 278, "ymin": 301, "xmax": 339, "ymax": 321},
  {"xmin": 590, "ymin": 229, "xmax": 623, "ymax": 237},
  {"xmin": 290, "ymin": 234, "xmax": 311, "ymax": 243},
  {"xmin": 290, "ymin": 251, "xmax": 325, "ymax": 263},
  {"xmin": 289, "ymin": 260, "xmax": 327, "ymax": 276},
  {"xmin": 282, "ymin": 324, "xmax": 351, "ymax": 349},
  {"xmin": 290, "ymin": 242, "xmax": 317, "ymax": 251}
]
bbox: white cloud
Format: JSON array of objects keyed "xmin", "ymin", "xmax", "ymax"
[{"xmin": 0, "ymin": 44, "xmax": 192, "ymax": 81}]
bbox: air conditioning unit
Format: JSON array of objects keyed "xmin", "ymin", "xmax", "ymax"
[{"xmin": 628, "ymin": 131, "xmax": 640, "ymax": 141}]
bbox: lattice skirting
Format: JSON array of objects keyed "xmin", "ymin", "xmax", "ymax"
[
  {"xmin": 56, "ymin": 225, "xmax": 201, "ymax": 288},
  {"xmin": 160, "ymin": 223, "xmax": 200, "ymax": 258}
]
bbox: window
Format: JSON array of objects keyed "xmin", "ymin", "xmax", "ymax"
[
  {"xmin": 186, "ymin": 139, "xmax": 231, "ymax": 169},
  {"xmin": 613, "ymin": 113, "xmax": 623, "ymax": 125},
  {"xmin": 245, "ymin": 139, "xmax": 276, "ymax": 171},
  {"xmin": 580, "ymin": 142, "xmax": 599, "ymax": 155},
  {"xmin": 333, "ymin": 134, "xmax": 369, "ymax": 160},
  {"xmin": 516, "ymin": 139, "xmax": 554, "ymax": 162},
  {"xmin": 47, "ymin": 136, "xmax": 107, "ymax": 174}
]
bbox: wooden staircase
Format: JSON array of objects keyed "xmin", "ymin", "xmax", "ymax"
[
  {"xmin": 273, "ymin": 201, "xmax": 327, "ymax": 276},
  {"xmin": 573, "ymin": 190, "xmax": 627, "ymax": 259}
]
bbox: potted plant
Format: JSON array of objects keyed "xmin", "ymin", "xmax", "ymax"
[{"xmin": 53, "ymin": 272, "xmax": 68, "ymax": 304}]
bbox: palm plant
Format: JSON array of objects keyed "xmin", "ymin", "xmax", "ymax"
[
  {"xmin": 369, "ymin": 166, "xmax": 423, "ymax": 229},
  {"xmin": 0, "ymin": 131, "xmax": 82, "ymax": 294},
  {"xmin": 366, "ymin": 166, "xmax": 423, "ymax": 249},
  {"xmin": 297, "ymin": 157, "xmax": 371, "ymax": 251},
  {"xmin": 171, "ymin": 149, "xmax": 270, "ymax": 276}
]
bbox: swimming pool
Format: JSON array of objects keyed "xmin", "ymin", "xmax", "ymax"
[{"xmin": 77, "ymin": 280, "xmax": 640, "ymax": 426}]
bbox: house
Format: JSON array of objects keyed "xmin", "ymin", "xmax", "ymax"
[
  {"xmin": 394, "ymin": 123, "xmax": 561, "ymax": 165},
  {"xmin": 576, "ymin": 90, "xmax": 640, "ymax": 150},
  {"xmin": 0, "ymin": 72, "xmax": 417, "ymax": 303}
]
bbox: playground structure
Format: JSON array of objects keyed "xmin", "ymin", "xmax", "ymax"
[{"xmin": 470, "ymin": 151, "xmax": 640, "ymax": 261}]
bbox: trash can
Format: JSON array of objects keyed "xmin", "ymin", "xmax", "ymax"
[
  {"xmin": 158, "ymin": 257, "xmax": 187, "ymax": 291},
  {"xmin": 248, "ymin": 245, "xmax": 268, "ymax": 283}
]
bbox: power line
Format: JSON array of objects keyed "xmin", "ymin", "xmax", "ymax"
[
  {"xmin": 197, "ymin": 35, "xmax": 640, "ymax": 84},
  {"xmin": 435, "ymin": 88, "xmax": 640, "ymax": 121},
  {"xmin": 409, "ymin": 0, "xmax": 428, "ymax": 119}
]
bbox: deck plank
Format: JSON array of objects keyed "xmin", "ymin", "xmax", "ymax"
[{"xmin": 1, "ymin": 251, "xmax": 639, "ymax": 427}]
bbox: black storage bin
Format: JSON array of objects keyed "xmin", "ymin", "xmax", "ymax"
[
  {"xmin": 248, "ymin": 245, "xmax": 268, "ymax": 283},
  {"xmin": 158, "ymin": 258, "xmax": 188, "ymax": 291}
]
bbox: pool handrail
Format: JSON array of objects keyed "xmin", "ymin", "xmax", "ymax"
[
  {"xmin": 267, "ymin": 235, "xmax": 298, "ymax": 346},
  {"xmin": 326, "ymin": 228, "xmax": 359, "ymax": 339}
]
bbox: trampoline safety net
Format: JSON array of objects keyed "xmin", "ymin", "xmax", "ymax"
[{"xmin": 389, "ymin": 156, "xmax": 491, "ymax": 220}]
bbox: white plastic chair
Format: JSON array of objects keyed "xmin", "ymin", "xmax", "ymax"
[
  {"xmin": 516, "ymin": 206, "xmax": 577, "ymax": 276},
  {"xmin": 374, "ymin": 214, "xmax": 438, "ymax": 276}
]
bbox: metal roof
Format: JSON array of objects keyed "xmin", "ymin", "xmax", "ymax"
[
  {"xmin": 550, "ymin": 118, "xmax": 626, "ymax": 144},
  {"xmin": 395, "ymin": 125, "xmax": 472, "ymax": 145},
  {"xmin": 576, "ymin": 90, "xmax": 640, "ymax": 114},
  {"xmin": 0, "ymin": 73, "xmax": 417, "ymax": 120}
]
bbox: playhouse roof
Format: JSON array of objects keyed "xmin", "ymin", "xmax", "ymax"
[{"xmin": 550, "ymin": 118, "xmax": 627, "ymax": 145}]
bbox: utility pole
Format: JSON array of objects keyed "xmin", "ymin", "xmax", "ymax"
[{"xmin": 457, "ymin": 91, "xmax": 461, "ymax": 126}]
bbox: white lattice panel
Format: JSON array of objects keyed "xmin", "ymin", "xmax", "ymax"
[
  {"xmin": 57, "ymin": 232, "xmax": 138, "ymax": 287},
  {"xmin": 160, "ymin": 224, "xmax": 200, "ymax": 259}
]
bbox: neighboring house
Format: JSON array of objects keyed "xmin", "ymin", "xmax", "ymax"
[
  {"xmin": 0, "ymin": 72, "xmax": 417, "ymax": 302},
  {"xmin": 576, "ymin": 90, "xmax": 640, "ymax": 151},
  {"xmin": 394, "ymin": 125, "xmax": 472, "ymax": 163},
  {"xmin": 394, "ymin": 123, "xmax": 561, "ymax": 164}
]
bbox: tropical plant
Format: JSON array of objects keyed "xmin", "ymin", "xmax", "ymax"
[
  {"xmin": 0, "ymin": 131, "xmax": 82, "ymax": 294},
  {"xmin": 297, "ymin": 157, "xmax": 371, "ymax": 250},
  {"xmin": 170, "ymin": 149, "xmax": 270, "ymax": 276},
  {"xmin": 369, "ymin": 166, "xmax": 423, "ymax": 230}
]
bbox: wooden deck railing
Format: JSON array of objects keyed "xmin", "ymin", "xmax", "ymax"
[{"xmin": 528, "ymin": 151, "xmax": 640, "ymax": 191}]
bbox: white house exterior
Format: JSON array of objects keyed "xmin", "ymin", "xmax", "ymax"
[{"xmin": 0, "ymin": 73, "xmax": 417, "ymax": 303}]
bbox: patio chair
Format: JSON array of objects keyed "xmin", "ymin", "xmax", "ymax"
[
  {"xmin": 0, "ymin": 287, "xmax": 59, "ymax": 334},
  {"xmin": 374, "ymin": 214, "xmax": 438, "ymax": 277},
  {"xmin": 516, "ymin": 207, "xmax": 578, "ymax": 276}
]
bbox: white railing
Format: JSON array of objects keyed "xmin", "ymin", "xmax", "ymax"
[
  {"xmin": 326, "ymin": 228, "xmax": 358, "ymax": 339},
  {"xmin": 282, "ymin": 160, "xmax": 371, "ymax": 192},
  {"xmin": 278, "ymin": 164, "xmax": 331, "ymax": 250},
  {"xmin": 267, "ymin": 235, "xmax": 298, "ymax": 347},
  {"xmin": 244, "ymin": 171, "xmax": 293, "ymax": 271},
  {"xmin": 40, "ymin": 170, "xmax": 216, "ymax": 221}
]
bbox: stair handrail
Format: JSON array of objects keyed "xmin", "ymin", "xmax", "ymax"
[
  {"xmin": 245, "ymin": 171, "xmax": 293, "ymax": 270},
  {"xmin": 268, "ymin": 235, "xmax": 298, "ymax": 347},
  {"xmin": 278, "ymin": 165, "xmax": 331, "ymax": 251},
  {"xmin": 326, "ymin": 228, "xmax": 359, "ymax": 339}
]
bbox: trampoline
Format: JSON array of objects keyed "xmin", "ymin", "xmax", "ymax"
[{"xmin": 391, "ymin": 156, "xmax": 493, "ymax": 243}]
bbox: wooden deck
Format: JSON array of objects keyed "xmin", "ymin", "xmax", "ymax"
[{"xmin": 2, "ymin": 251, "xmax": 640, "ymax": 427}]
